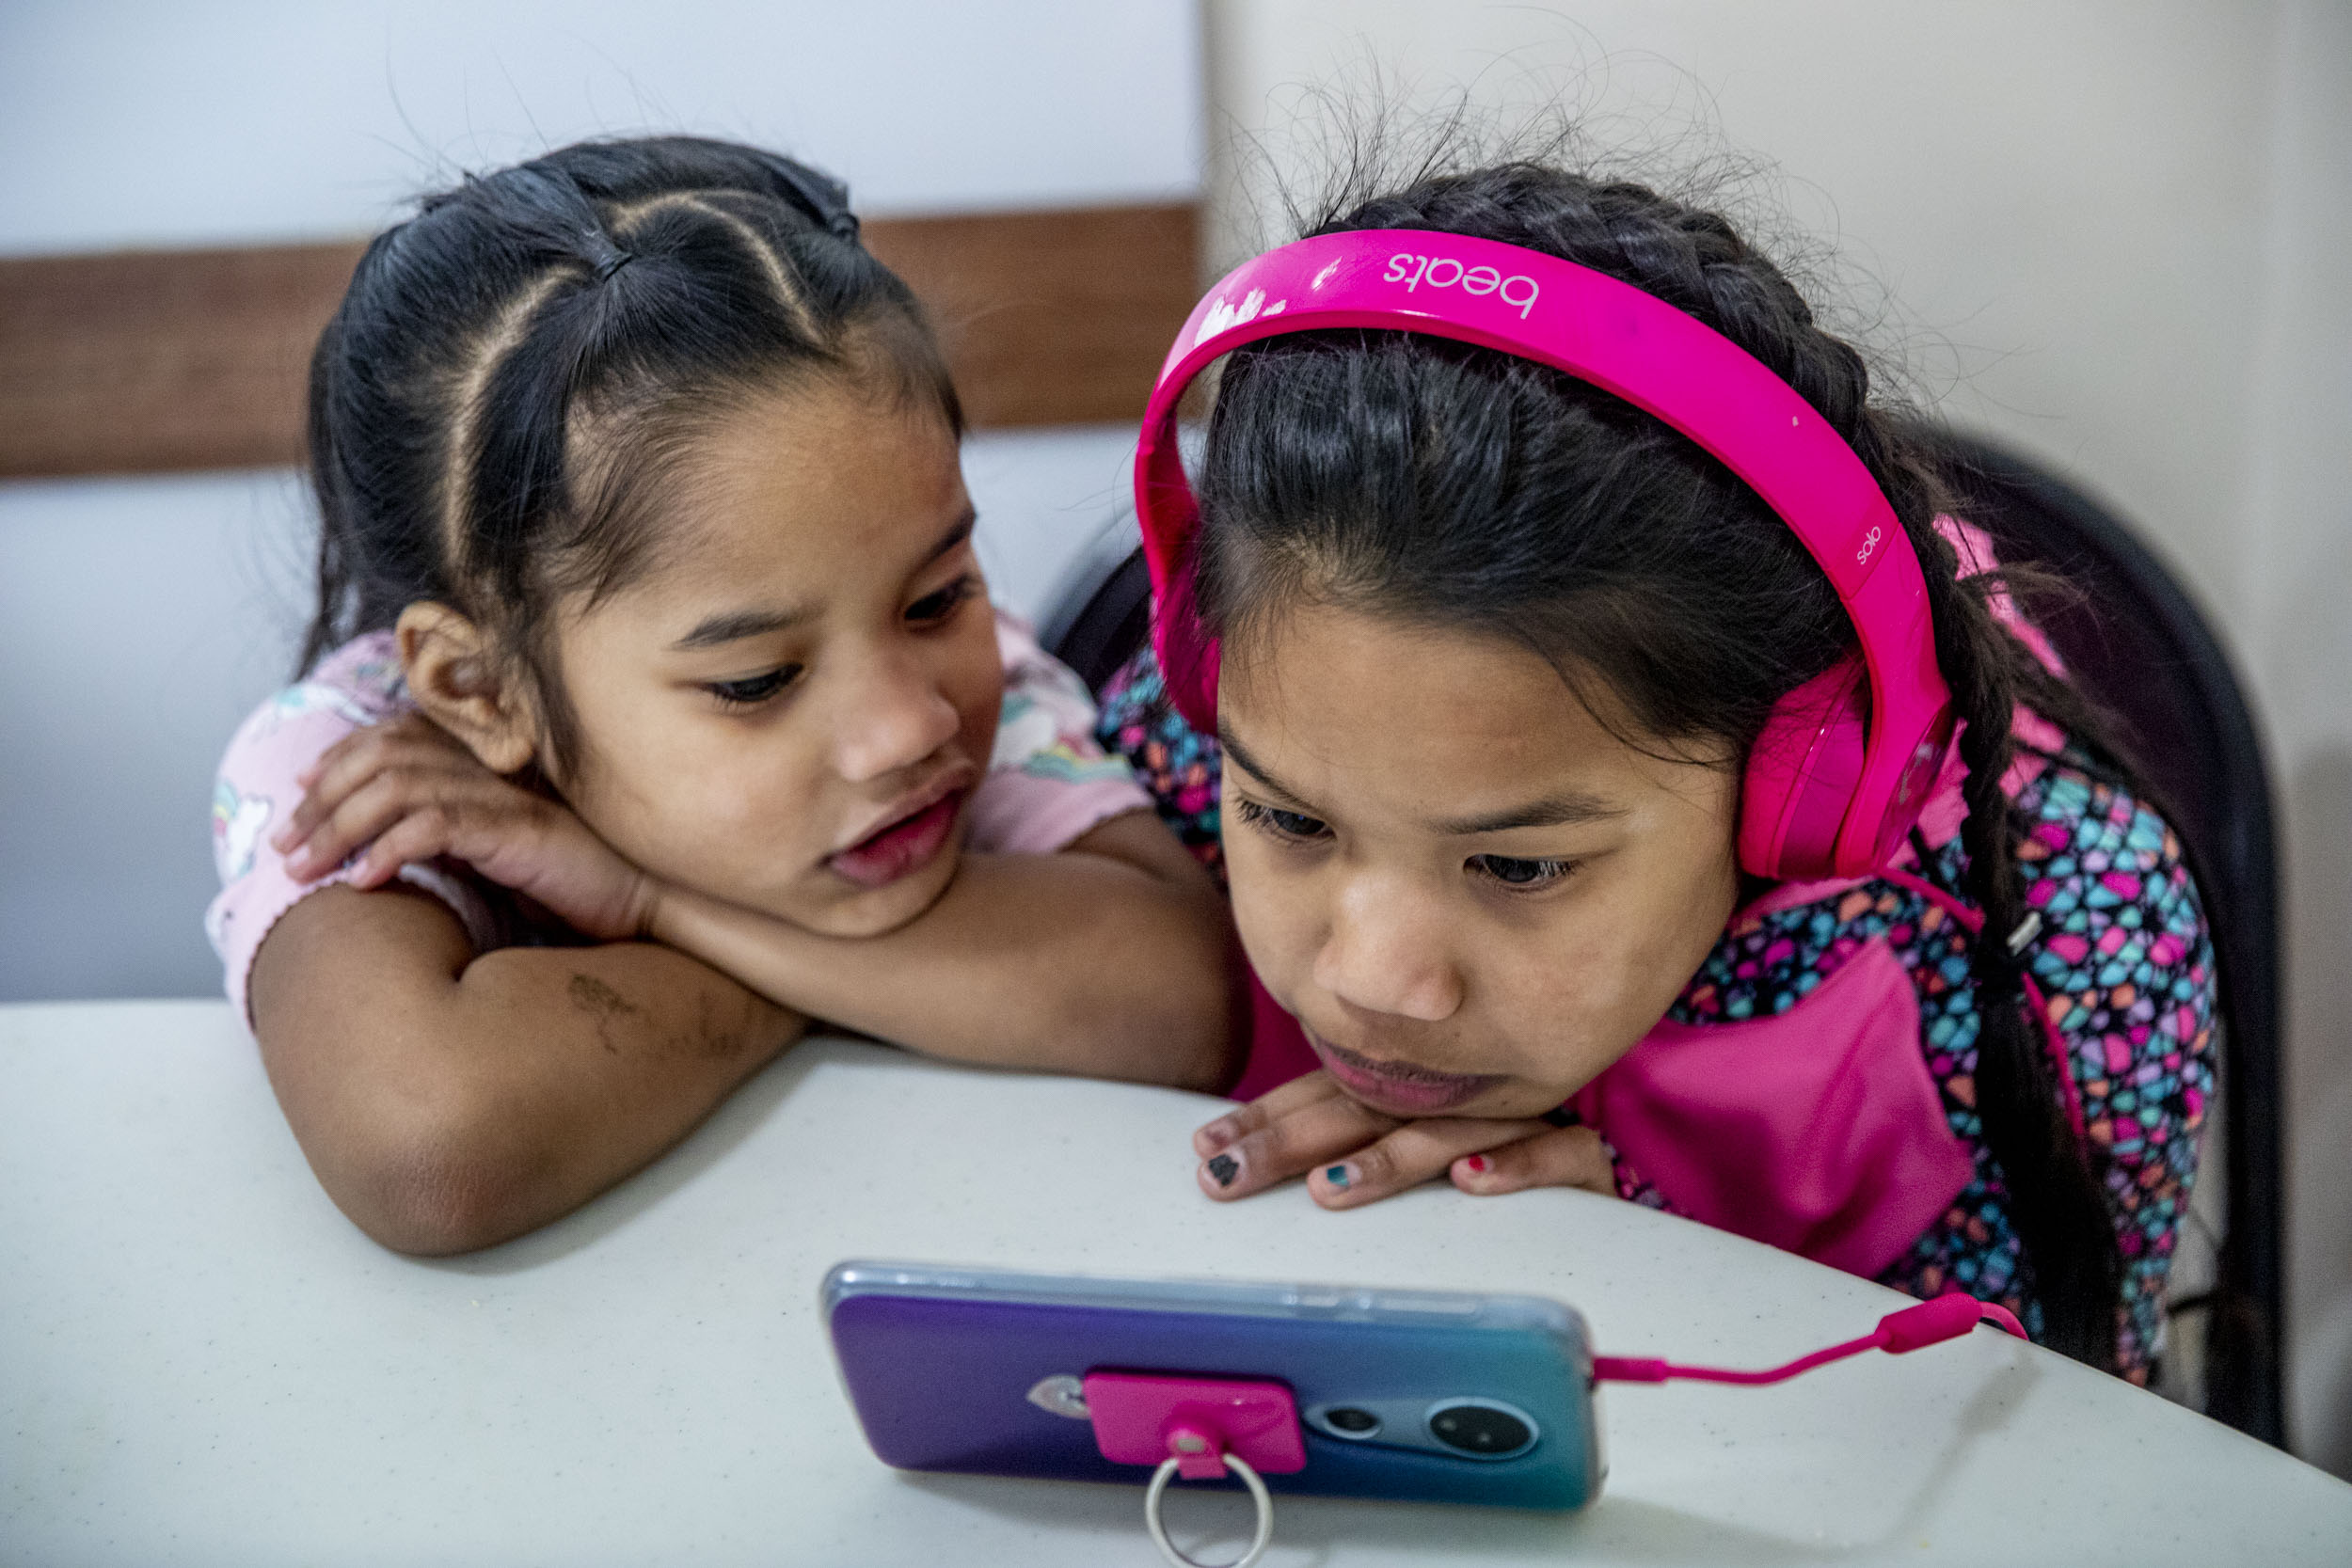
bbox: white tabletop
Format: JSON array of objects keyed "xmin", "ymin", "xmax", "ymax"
[{"xmin": 5, "ymin": 1000, "xmax": 2346, "ymax": 1566}]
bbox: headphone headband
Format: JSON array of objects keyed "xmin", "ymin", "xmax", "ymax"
[{"xmin": 1135, "ymin": 229, "xmax": 1955, "ymax": 878}]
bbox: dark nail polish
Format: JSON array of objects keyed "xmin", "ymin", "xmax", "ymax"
[
  {"xmin": 1324, "ymin": 1164, "xmax": 1353, "ymax": 1190},
  {"xmin": 1206, "ymin": 1153, "xmax": 1240, "ymax": 1188}
]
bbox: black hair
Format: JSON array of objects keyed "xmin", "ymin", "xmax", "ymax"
[
  {"xmin": 301, "ymin": 135, "xmax": 961, "ymax": 774},
  {"xmin": 1195, "ymin": 162, "xmax": 2128, "ymax": 1368}
]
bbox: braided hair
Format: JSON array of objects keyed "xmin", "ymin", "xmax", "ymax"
[
  {"xmin": 1195, "ymin": 163, "xmax": 2128, "ymax": 1366},
  {"xmin": 301, "ymin": 135, "xmax": 959, "ymax": 773}
]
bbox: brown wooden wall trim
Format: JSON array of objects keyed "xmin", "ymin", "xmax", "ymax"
[{"xmin": 0, "ymin": 202, "xmax": 1198, "ymax": 480}]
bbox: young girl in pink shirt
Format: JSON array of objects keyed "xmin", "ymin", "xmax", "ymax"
[
  {"xmin": 209, "ymin": 137, "xmax": 1234, "ymax": 1255},
  {"xmin": 1102, "ymin": 159, "xmax": 2215, "ymax": 1381}
]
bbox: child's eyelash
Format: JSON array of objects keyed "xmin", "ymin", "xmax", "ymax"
[
  {"xmin": 1468, "ymin": 853, "xmax": 1578, "ymax": 891},
  {"xmin": 907, "ymin": 575, "xmax": 979, "ymax": 624},
  {"xmin": 704, "ymin": 665, "xmax": 802, "ymax": 708},
  {"xmin": 697, "ymin": 573, "xmax": 973, "ymax": 711},
  {"xmin": 1231, "ymin": 796, "xmax": 1329, "ymax": 841},
  {"xmin": 1233, "ymin": 799, "xmax": 1574, "ymax": 888}
]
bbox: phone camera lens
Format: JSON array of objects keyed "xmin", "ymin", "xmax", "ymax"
[
  {"xmin": 1427, "ymin": 1402, "xmax": 1534, "ymax": 1457},
  {"xmin": 1322, "ymin": 1406, "xmax": 1381, "ymax": 1436}
]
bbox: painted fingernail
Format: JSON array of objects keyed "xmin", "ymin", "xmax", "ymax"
[
  {"xmin": 1205, "ymin": 1153, "xmax": 1240, "ymax": 1188},
  {"xmin": 1463, "ymin": 1154, "xmax": 1489, "ymax": 1174},
  {"xmin": 1323, "ymin": 1164, "xmax": 1354, "ymax": 1190}
]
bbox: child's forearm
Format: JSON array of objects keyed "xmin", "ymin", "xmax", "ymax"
[
  {"xmin": 643, "ymin": 821, "xmax": 1239, "ymax": 1092},
  {"xmin": 251, "ymin": 884, "xmax": 805, "ymax": 1255}
]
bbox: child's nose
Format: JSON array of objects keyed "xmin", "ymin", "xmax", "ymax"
[
  {"xmin": 1311, "ymin": 874, "xmax": 1464, "ymax": 1022},
  {"xmin": 834, "ymin": 655, "xmax": 963, "ymax": 784}
]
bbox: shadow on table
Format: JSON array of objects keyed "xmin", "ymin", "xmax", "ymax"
[
  {"xmin": 414, "ymin": 1039, "xmax": 831, "ymax": 1276},
  {"xmin": 898, "ymin": 1352, "xmax": 2042, "ymax": 1563}
]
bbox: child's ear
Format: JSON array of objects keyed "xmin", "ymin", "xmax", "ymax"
[{"xmin": 394, "ymin": 602, "xmax": 540, "ymax": 776}]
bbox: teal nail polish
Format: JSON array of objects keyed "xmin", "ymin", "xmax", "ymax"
[{"xmin": 1324, "ymin": 1164, "xmax": 1352, "ymax": 1189}]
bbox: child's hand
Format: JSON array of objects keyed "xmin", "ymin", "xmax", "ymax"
[
  {"xmin": 272, "ymin": 713, "xmax": 655, "ymax": 942},
  {"xmin": 1191, "ymin": 1069, "xmax": 1613, "ymax": 1210}
]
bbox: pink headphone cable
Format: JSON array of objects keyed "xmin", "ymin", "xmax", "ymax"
[{"xmin": 1593, "ymin": 1292, "xmax": 2028, "ymax": 1387}]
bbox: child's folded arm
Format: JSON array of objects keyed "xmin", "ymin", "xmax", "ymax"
[
  {"xmin": 273, "ymin": 712, "xmax": 1238, "ymax": 1097},
  {"xmin": 247, "ymin": 882, "xmax": 803, "ymax": 1256},
  {"xmin": 644, "ymin": 809, "xmax": 1242, "ymax": 1094}
]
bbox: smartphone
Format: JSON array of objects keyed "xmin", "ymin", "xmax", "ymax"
[{"xmin": 822, "ymin": 1260, "xmax": 1604, "ymax": 1509}]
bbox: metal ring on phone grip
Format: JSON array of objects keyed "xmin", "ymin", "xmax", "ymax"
[{"xmin": 1142, "ymin": 1451, "xmax": 1273, "ymax": 1568}]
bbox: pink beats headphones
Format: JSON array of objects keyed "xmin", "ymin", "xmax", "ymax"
[{"xmin": 1134, "ymin": 230, "xmax": 1958, "ymax": 881}]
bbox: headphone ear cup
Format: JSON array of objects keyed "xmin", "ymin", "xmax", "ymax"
[{"xmin": 1740, "ymin": 658, "xmax": 1871, "ymax": 880}]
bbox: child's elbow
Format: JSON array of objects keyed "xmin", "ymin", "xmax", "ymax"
[
  {"xmin": 352, "ymin": 1160, "xmax": 539, "ymax": 1259},
  {"xmin": 323, "ymin": 1096, "xmax": 555, "ymax": 1257}
]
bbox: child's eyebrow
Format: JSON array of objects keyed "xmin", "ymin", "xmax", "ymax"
[
  {"xmin": 672, "ymin": 606, "xmax": 812, "ymax": 651},
  {"xmin": 920, "ymin": 512, "xmax": 977, "ymax": 567},
  {"xmin": 1216, "ymin": 723, "xmax": 1313, "ymax": 808},
  {"xmin": 1223, "ymin": 721, "xmax": 1620, "ymax": 835},
  {"xmin": 672, "ymin": 513, "xmax": 977, "ymax": 652},
  {"xmin": 1430, "ymin": 793, "xmax": 1626, "ymax": 836}
]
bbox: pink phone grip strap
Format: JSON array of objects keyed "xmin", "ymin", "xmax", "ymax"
[
  {"xmin": 1592, "ymin": 1292, "xmax": 2027, "ymax": 1387},
  {"xmin": 1084, "ymin": 1371, "xmax": 1307, "ymax": 1479},
  {"xmin": 1085, "ymin": 1373, "xmax": 1299, "ymax": 1568}
]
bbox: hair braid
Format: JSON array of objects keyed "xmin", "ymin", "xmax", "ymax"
[
  {"xmin": 1915, "ymin": 515, "xmax": 2123, "ymax": 1365},
  {"xmin": 1690, "ymin": 237, "xmax": 2126, "ymax": 1366},
  {"xmin": 1553, "ymin": 185, "xmax": 2122, "ymax": 1361}
]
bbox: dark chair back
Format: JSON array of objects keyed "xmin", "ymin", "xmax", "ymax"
[
  {"xmin": 1050, "ymin": 434, "xmax": 2286, "ymax": 1444},
  {"xmin": 1051, "ymin": 543, "xmax": 1155, "ymax": 697},
  {"xmin": 1930, "ymin": 431, "xmax": 2283, "ymax": 1444}
]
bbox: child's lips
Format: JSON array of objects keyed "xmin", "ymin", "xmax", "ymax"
[
  {"xmin": 827, "ymin": 788, "xmax": 965, "ymax": 890},
  {"xmin": 1308, "ymin": 1032, "xmax": 1505, "ymax": 1117}
]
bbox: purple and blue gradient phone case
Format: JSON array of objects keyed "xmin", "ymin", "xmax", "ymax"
[{"xmin": 823, "ymin": 1261, "xmax": 1603, "ymax": 1510}]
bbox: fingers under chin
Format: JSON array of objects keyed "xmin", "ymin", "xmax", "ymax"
[
  {"xmin": 1448, "ymin": 1151, "xmax": 1526, "ymax": 1196},
  {"xmin": 1195, "ymin": 1094, "xmax": 1394, "ymax": 1201},
  {"xmin": 1193, "ymin": 1107, "xmax": 1248, "ymax": 1158},
  {"xmin": 1195, "ymin": 1069, "xmax": 1350, "ymax": 1155},
  {"xmin": 1303, "ymin": 1117, "xmax": 1549, "ymax": 1210},
  {"xmin": 1196, "ymin": 1156, "xmax": 1245, "ymax": 1200},
  {"xmin": 1447, "ymin": 1127, "xmax": 1613, "ymax": 1196}
]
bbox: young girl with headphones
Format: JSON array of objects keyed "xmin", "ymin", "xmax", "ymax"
[
  {"xmin": 208, "ymin": 137, "xmax": 1234, "ymax": 1255},
  {"xmin": 1106, "ymin": 163, "xmax": 2216, "ymax": 1380}
]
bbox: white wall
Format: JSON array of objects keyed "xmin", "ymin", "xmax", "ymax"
[
  {"xmin": 1206, "ymin": 0, "xmax": 2352, "ymax": 1471},
  {"xmin": 0, "ymin": 0, "xmax": 1200, "ymax": 251},
  {"xmin": 2241, "ymin": 0, "xmax": 2352, "ymax": 1478},
  {"xmin": 0, "ymin": 0, "xmax": 1195, "ymax": 1001}
]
